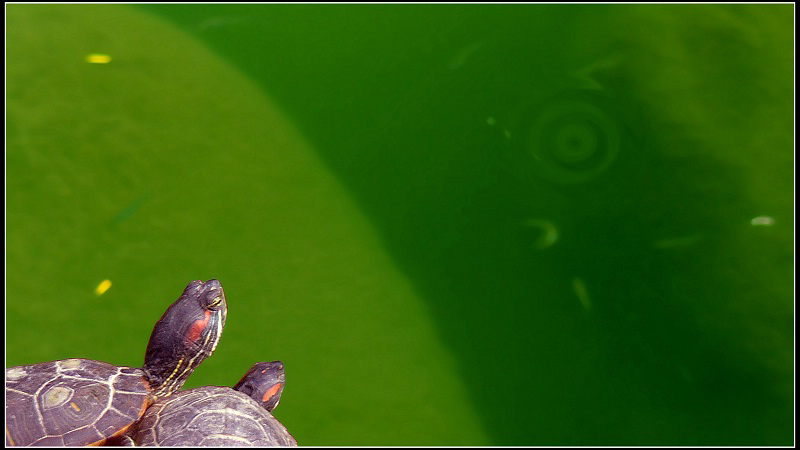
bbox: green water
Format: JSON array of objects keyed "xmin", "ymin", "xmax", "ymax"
[{"xmin": 6, "ymin": 4, "xmax": 794, "ymax": 446}]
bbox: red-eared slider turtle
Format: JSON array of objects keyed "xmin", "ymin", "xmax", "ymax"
[
  {"xmin": 5, "ymin": 279, "xmax": 227, "ymax": 446},
  {"xmin": 123, "ymin": 361, "xmax": 297, "ymax": 446}
]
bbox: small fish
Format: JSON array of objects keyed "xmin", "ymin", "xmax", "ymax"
[
  {"xmin": 572, "ymin": 277, "xmax": 591, "ymax": 313},
  {"xmin": 523, "ymin": 219, "xmax": 559, "ymax": 249},
  {"xmin": 111, "ymin": 194, "xmax": 151, "ymax": 225},
  {"xmin": 750, "ymin": 216, "xmax": 775, "ymax": 226}
]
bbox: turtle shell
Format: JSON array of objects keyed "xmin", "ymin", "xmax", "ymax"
[
  {"xmin": 5, "ymin": 358, "xmax": 151, "ymax": 446},
  {"xmin": 128, "ymin": 386, "xmax": 297, "ymax": 446}
]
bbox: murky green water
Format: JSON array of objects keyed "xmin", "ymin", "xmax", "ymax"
[{"xmin": 6, "ymin": 4, "xmax": 793, "ymax": 445}]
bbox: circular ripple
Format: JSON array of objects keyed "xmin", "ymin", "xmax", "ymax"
[{"xmin": 511, "ymin": 90, "xmax": 624, "ymax": 184}]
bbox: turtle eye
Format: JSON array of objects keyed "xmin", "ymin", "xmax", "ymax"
[{"xmin": 208, "ymin": 295, "xmax": 223, "ymax": 309}]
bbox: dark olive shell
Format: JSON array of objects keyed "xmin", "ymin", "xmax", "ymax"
[
  {"xmin": 128, "ymin": 386, "xmax": 297, "ymax": 446},
  {"xmin": 5, "ymin": 359, "xmax": 151, "ymax": 446}
]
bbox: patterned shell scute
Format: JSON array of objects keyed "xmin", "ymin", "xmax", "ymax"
[
  {"xmin": 132, "ymin": 386, "xmax": 297, "ymax": 446},
  {"xmin": 5, "ymin": 359, "xmax": 150, "ymax": 446}
]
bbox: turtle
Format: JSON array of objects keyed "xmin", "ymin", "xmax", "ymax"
[
  {"xmin": 5, "ymin": 279, "xmax": 228, "ymax": 446},
  {"xmin": 120, "ymin": 361, "xmax": 297, "ymax": 446}
]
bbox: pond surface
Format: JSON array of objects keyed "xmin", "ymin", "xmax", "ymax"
[{"xmin": 6, "ymin": 4, "xmax": 794, "ymax": 445}]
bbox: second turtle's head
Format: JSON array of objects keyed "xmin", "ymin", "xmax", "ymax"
[{"xmin": 234, "ymin": 361, "xmax": 286, "ymax": 412}]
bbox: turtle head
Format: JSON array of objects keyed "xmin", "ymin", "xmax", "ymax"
[
  {"xmin": 143, "ymin": 279, "xmax": 227, "ymax": 398},
  {"xmin": 233, "ymin": 361, "xmax": 286, "ymax": 412}
]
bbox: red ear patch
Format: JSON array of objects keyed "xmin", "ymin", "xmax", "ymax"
[
  {"xmin": 185, "ymin": 310, "xmax": 211, "ymax": 346},
  {"xmin": 263, "ymin": 383, "xmax": 283, "ymax": 403}
]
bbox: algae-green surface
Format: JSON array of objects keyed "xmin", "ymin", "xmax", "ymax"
[{"xmin": 6, "ymin": 4, "xmax": 794, "ymax": 445}]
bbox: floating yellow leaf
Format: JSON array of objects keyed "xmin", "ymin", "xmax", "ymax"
[
  {"xmin": 95, "ymin": 279, "xmax": 112, "ymax": 296},
  {"xmin": 85, "ymin": 53, "xmax": 111, "ymax": 64}
]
